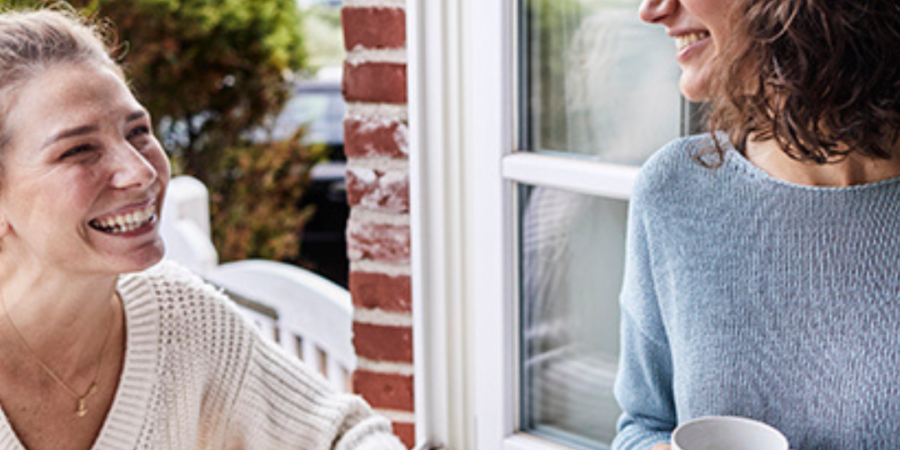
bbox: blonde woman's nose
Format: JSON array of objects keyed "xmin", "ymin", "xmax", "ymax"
[
  {"xmin": 639, "ymin": 0, "xmax": 677, "ymax": 24},
  {"xmin": 111, "ymin": 145, "xmax": 157, "ymax": 190}
]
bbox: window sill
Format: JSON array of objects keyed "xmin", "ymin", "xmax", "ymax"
[{"xmin": 505, "ymin": 433, "xmax": 591, "ymax": 450}]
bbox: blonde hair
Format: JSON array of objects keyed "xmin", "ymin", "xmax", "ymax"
[{"xmin": 0, "ymin": 5, "xmax": 121, "ymax": 151}]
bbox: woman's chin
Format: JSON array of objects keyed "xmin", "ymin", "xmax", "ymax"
[
  {"xmin": 679, "ymin": 74, "xmax": 712, "ymax": 102},
  {"xmin": 110, "ymin": 239, "xmax": 167, "ymax": 274}
]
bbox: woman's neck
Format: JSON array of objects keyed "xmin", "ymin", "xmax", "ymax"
[
  {"xmin": 0, "ymin": 263, "xmax": 120, "ymax": 367},
  {"xmin": 745, "ymin": 138, "xmax": 900, "ymax": 187}
]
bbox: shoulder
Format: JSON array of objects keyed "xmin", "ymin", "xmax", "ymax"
[
  {"xmin": 120, "ymin": 260, "xmax": 256, "ymax": 358},
  {"xmin": 122, "ymin": 260, "xmax": 236, "ymax": 312},
  {"xmin": 634, "ymin": 135, "xmax": 714, "ymax": 194},
  {"xmin": 125, "ymin": 259, "xmax": 215, "ymax": 290},
  {"xmin": 631, "ymin": 134, "xmax": 732, "ymax": 213}
]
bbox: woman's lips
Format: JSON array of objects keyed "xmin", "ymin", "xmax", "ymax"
[
  {"xmin": 675, "ymin": 30, "xmax": 711, "ymax": 60},
  {"xmin": 88, "ymin": 203, "xmax": 157, "ymax": 235}
]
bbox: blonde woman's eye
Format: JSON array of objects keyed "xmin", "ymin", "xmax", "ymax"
[
  {"xmin": 128, "ymin": 125, "xmax": 150, "ymax": 139},
  {"xmin": 61, "ymin": 144, "xmax": 96, "ymax": 159}
]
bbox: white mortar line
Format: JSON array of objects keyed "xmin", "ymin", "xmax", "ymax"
[
  {"xmin": 350, "ymin": 260, "xmax": 412, "ymax": 276},
  {"xmin": 343, "ymin": 0, "xmax": 405, "ymax": 8},
  {"xmin": 356, "ymin": 357, "xmax": 416, "ymax": 376},
  {"xmin": 346, "ymin": 103, "xmax": 408, "ymax": 121},
  {"xmin": 355, "ymin": 308, "xmax": 413, "ymax": 327},
  {"xmin": 347, "ymin": 48, "xmax": 407, "ymax": 66},
  {"xmin": 347, "ymin": 157, "xmax": 409, "ymax": 172},
  {"xmin": 350, "ymin": 208, "xmax": 411, "ymax": 226}
]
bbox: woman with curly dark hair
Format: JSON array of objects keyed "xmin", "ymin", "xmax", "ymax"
[{"xmin": 612, "ymin": 0, "xmax": 900, "ymax": 449}]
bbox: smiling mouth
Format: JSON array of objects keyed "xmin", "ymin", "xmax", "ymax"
[
  {"xmin": 89, "ymin": 204, "xmax": 157, "ymax": 235},
  {"xmin": 675, "ymin": 31, "xmax": 710, "ymax": 52}
]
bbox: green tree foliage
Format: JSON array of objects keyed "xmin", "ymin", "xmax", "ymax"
[
  {"xmin": 211, "ymin": 130, "xmax": 326, "ymax": 261},
  {"xmin": 73, "ymin": 0, "xmax": 309, "ymax": 182},
  {"xmin": 1, "ymin": 0, "xmax": 317, "ymax": 262}
]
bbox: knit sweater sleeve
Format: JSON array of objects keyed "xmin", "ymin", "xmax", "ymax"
[
  {"xmin": 611, "ymin": 150, "xmax": 678, "ymax": 450},
  {"xmin": 223, "ymin": 310, "xmax": 405, "ymax": 450}
]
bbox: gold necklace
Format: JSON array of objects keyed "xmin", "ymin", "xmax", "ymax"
[{"xmin": 0, "ymin": 293, "xmax": 116, "ymax": 418}]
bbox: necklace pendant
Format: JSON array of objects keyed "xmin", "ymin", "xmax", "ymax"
[{"xmin": 76, "ymin": 398, "xmax": 88, "ymax": 418}]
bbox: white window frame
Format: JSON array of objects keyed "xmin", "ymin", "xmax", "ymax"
[{"xmin": 408, "ymin": 0, "xmax": 642, "ymax": 449}]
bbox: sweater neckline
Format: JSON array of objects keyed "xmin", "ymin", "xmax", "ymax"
[
  {"xmin": 720, "ymin": 136, "xmax": 900, "ymax": 192},
  {"xmin": 0, "ymin": 272, "xmax": 160, "ymax": 450}
]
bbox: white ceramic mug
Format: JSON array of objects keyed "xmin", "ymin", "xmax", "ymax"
[{"xmin": 672, "ymin": 416, "xmax": 789, "ymax": 450}]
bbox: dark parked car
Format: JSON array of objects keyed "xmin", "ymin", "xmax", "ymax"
[
  {"xmin": 274, "ymin": 74, "xmax": 350, "ymax": 287},
  {"xmin": 161, "ymin": 71, "xmax": 350, "ymax": 286}
]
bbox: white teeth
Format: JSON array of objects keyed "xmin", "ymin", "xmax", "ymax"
[
  {"xmin": 676, "ymin": 31, "xmax": 710, "ymax": 51},
  {"xmin": 90, "ymin": 204, "xmax": 157, "ymax": 234}
]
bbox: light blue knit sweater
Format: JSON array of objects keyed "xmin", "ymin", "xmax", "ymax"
[{"xmin": 613, "ymin": 134, "xmax": 900, "ymax": 450}]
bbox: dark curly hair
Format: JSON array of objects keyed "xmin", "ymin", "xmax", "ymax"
[{"xmin": 707, "ymin": 0, "xmax": 900, "ymax": 164}]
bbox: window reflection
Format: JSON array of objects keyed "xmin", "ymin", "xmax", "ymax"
[
  {"xmin": 520, "ymin": 185, "xmax": 628, "ymax": 446},
  {"xmin": 522, "ymin": 0, "xmax": 681, "ymax": 164}
]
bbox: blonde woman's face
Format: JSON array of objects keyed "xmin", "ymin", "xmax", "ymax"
[
  {"xmin": 0, "ymin": 61, "xmax": 170, "ymax": 277},
  {"xmin": 638, "ymin": 0, "xmax": 735, "ymax": 100}
]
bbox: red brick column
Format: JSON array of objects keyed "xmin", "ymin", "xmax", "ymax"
[{"xmin": 342, "ymin": 2, "xmax": 414, "ymax": 448}]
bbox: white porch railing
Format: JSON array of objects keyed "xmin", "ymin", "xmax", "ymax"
[{"xmin": 160, "ymin": 175, "xmax": 355, "ymax": 392}]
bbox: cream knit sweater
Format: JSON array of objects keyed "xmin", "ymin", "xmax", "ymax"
[{"xmin": 0, "ymin": 262, "xmax": 405, "ymax": 450}]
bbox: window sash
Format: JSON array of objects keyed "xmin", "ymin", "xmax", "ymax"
[
  {"xmin": 409, "ymin": 0, "xmax": 650, "ymax": 449},
  {"xmin": 463, "ymin": 0, "xmax": 642, "ymax": 447},
  {"xmin": 503, "ymin": 153, "xmax": 638, "ymax": 200}
]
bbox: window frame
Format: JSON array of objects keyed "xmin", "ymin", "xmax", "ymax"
[{"xmin": 408, "ymin": 0, "xmax": 648, "ymax": 449}]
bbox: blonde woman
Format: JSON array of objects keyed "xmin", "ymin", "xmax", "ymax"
[{"xmin": 0, "ymin": 7, "xmax": 403, "ymax": 450}]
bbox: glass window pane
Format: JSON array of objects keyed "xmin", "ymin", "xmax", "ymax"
[
  {"xmin": 520, "ymin": 0, "xmax": 681, "ymax": 164},
  {"xmin": 519, "ymin": 184, "xmax": 628, "ymax": 448}
]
